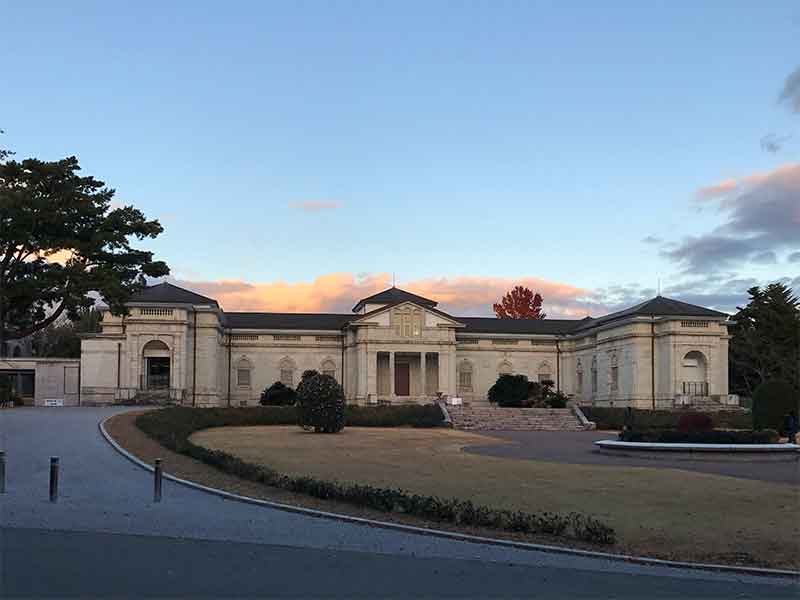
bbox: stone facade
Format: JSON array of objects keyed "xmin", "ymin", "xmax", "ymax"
[{"xmin": 78, "ymin": 283, "xmax": 736, "ymax": 409}]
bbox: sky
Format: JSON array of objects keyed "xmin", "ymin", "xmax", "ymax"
[{"xmin": 2, "ymin": 1, "xmax": 798, "ymax": 317}]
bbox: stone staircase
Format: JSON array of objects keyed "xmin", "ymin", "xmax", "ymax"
[
  {"xmin": 446, "ymin": 405, "xmax": 588, "ymax": 431},
  {"xmin": 131, "ymin": 390, "xmax": 173, "ymax": 405},
  {"xmin": 674, "ymin": 396, "xmax": 748, "ymax": 412}
]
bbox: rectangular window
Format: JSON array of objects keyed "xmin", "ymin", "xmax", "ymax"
[
  {"xmin": 280, "ymin": 369, "xmax": 294, "ymax": 387},
  {"xmin": 458, "ymin": 371, "xmax": 473, "ymax": 392},
  {"xmin": 591, "ymin": 370, "xmax": 597, "ymax": 395},
  {"xmin": 576, "ymin": 372, "xmax": 583, "ymax": 395},
  {"xmin": 538, "ymin": 373, "xmax": 552, "ymax": 384},
  {"xmin": 237, "ymin": 369, "xmax": 251, "ymax": 387},
  {"xmin": 611, "ymin": 366, "xmax": 618, "ymax": 393}
]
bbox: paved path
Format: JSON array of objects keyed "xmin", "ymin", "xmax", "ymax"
[
  {"xmin": 0, "ymin": 408, "xmax": 797, "ymax": 598},
  {"xmin": 465, "ymin": 431, "xmax": 800, "ymax": 483}
]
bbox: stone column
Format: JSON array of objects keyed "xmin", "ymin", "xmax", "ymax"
[
  {"xmin": 389, "ymin": 351, "xmax": 395, "ymax": 397},
  {"xmin": 420, "ymin": 352, "xmax": 427, "ymax": 397},
  {"xmin": 367, "ymin": 350, "xmax": 377, "ymax": 398},
  {"xmin": 448, "ymin": 346, "xmax": 458, "ymax": 397}
]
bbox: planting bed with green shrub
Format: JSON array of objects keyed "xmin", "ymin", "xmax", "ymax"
[
  {"xmin": 619, "ymin": 428, "xmax": 779, "ymax": 444},
  {"xmin": 135, "ymin": 406, "xmax": 615, "ymax": 545},
  {"xmin": 582, "ymin": 407, "xmax": 752, "ymax": 431}
]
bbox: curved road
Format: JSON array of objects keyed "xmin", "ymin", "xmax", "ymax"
[{"xmin": 0, "ymin": 407, "xmax": 797, "ymax": 598}]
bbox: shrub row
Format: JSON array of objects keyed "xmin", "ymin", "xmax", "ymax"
[
  {"xmin": 134, "ymin": 407, "xmax": 615, "ymax": 545},
  {"xmin": 581, "ymin": 407, "xmax": 752, "ymax": 431},
  {"xmin": 619, "ymin": 428, "xmax": 779, "ymax": 444},
  {"xmin": 136, "ymin": 404, "xmax": 445, "ymax": 444}
]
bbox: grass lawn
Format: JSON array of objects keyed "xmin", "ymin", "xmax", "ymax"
[{"xmin": 191, "ymin": 426, "xmax": 800, "ymax": 569}]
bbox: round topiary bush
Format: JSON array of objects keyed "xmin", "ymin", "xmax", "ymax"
[
  {"xmin": 297, "ymin": 373, "xmax": 345, "ymax": 433},
  {"xmin": 752, "ymin": 380, "xmax": 800, "ymax": 432},
  {"xmin": 260, "ymin": 381, "xmax": 297, "ymax": 406},
  {"xmin": 488, "ymin": 374, "xmax": 532, "ymax": 407},
  {"xmin": 676, "ymin": 412, "xmax": 713, "ymax": 433}
]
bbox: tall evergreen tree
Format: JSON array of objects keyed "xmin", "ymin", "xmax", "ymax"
[
  {"xmin": 0, "ymin": 153, "xmax": 168, "ymax": 355},
  {"xmin": 729, "ymin": 282, "xmax": 800, "ymax": 396}
]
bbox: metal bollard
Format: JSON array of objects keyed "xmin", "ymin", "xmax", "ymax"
[
  {"xmin": 153, "ymin": 458, "xmax": 163, "ymax": 503},
  {"xmin": 0, "ymin": 451, "xmax": 5, "ymax": 494},
  {"xmin": 49, "ymin": 456, "xmax": 59, "ymax": 502}
]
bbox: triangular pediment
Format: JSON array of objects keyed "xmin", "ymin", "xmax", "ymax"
[{"xmin": 349, "ymin": 300, "xmax": 464, "ymax": 328}]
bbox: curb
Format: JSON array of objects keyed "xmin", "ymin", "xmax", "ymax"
[{"xmin": 99, "ymin": 414, "xmax": 800, "ymax": 581}]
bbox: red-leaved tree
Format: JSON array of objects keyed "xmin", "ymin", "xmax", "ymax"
[{"xmin": 493, "ymin": 286, "xmax": 547, "ymax": 319}]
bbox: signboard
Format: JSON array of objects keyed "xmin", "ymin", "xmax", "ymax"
[{"xmin": 44, "ymin": 398, "xmax": 64, "ymax": 407}]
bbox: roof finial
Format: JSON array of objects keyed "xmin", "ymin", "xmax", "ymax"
[
  {"xmin": 392, "ymin": 272, "xmax": 396, "ymax": 287},
  {"xmin": 657, "ymin": 277, "xmax": 661, "ymax": 296}
]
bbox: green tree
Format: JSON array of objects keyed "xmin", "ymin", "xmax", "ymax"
[
  {"xmin": 0, "ymin": 154, "xmax": 168, "ymax": 355},
  {"xmin": 31, "ymin": 307, "xmax": 102, "ymax": 358},
  {"xmin": 729, "ymin": 283, "xmax": 800, "ymax": 396}
]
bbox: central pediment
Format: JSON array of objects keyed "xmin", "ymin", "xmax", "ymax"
[{"xmin": 349, "ymin": 301, "xmax": 464, "ymax": 333}]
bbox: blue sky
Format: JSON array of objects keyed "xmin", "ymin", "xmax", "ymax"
[{"xmin": 2, "ymin": 1, "xmax": 798, "ymax": 316}]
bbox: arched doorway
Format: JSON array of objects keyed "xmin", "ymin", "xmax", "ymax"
[
  {"xmin": 142, "ymin": 340, "xmax": 171, "ymax": 390},
  {"xmin": 681, "ymin": 351, "xmax": 708, "ymax": 396}
]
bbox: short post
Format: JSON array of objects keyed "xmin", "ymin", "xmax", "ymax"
[
  {"xmin": 0, "ymin": 451, "xmax": 6, "ymax": 494},
  {"xmin": 49, "ymin": 456, "xmax": 59, "ymax": 502},
  {"xmin": 153, "ymin": 458, "xmax": 163, "ymax": 503}
]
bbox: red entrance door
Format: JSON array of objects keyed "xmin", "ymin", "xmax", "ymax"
[{"xmin": 395, "ymin": 363, "xmax": 410, "ymax": 396}]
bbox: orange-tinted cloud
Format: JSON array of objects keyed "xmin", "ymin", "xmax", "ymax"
[
  {"xmin": 695, "ymin": 164, "xmax": 798, "ymax": 200},
  {"xmin": 168, "ymin": 273, "xmax": 603, "ymax": 318},
  {"xmin": 288, "ymin": 200, "xmax": 341, "ymax": 212}
]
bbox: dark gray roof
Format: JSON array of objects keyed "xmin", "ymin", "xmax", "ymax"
[
  {"xmin": 458, "ymin": 317, "xmax": 583, "ymax": 335},
  {"xmin": 352, "ymin": 287, "xmax": 437, "ymax": 312},
  {"xmin": 574, "ymin": 296, "xmax": 729, "ymax": 331},
  {"xmin": 128, "ymin": 282, "xmax": 219, "ymax": 306},
  {"xmin": 224, "ymin": 312, "xmax": 352, "ymax": 331}
]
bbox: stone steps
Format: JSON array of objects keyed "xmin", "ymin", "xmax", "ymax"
[{"xmin": 447, "ymin": 406, "xmax": 587, "ymax": 431}]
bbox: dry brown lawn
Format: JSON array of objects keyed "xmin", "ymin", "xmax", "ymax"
[{"xmin": 191, "ymin": 425, "xmax": 800, "ymax": 569}]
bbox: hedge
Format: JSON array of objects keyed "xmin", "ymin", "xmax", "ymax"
[
  {"xmin": 134, "ymin": 406, "xmax": 615, "ymax": 545},
  {"xmin": 619, "ymin": 428, "xmax": 779, "ymax": 444},
  {"xmin": 752, "ymin": 380, "xmax": 799, "ymax": 432},
  {"xmin": 581, "ymin": 407, "xmax": 752, "ymax": 431}
]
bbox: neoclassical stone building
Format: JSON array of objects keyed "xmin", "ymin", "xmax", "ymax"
[{"xmin": 78, "ymin": 282, "xmax": 736, "ymax": 409}]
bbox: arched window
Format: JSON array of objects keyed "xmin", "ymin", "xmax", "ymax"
[
  {"xmin": 576, "ymin": 359, "xmax": 583, "ymax": 395},
  {"xmin": 537, "ymin": 361, "xmax": 552, "ymax": 384},
  {"xmin": 681, "ymin": 350, "xmax": 708, "ymax": 395},
  {"xmin": 458, "ymin": 360, "xmax": 474, "ymax": 393},
  {"xmin": 498, "ymin": 360, "xmax": 513, "ymax": 376},
  {"xmin": 12, "ymin": 345, "xmax": 21, "ymax": 358},
  {"xmin": 610, "ymin": 353, "xmax": 619, "ymax": 394},
  {"xmin": 321, "ymin": 359, "xmax": 337, "ymax": 381},
  {"xmin": 236, "ymin": 356, "xmax": 253, "ymax": 388},
  {"xmin": 278, "ymin": 357, "xmax": 296, "ymax": 388}
]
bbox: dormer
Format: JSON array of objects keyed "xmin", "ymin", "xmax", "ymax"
[{"xmin": 352, "ymin": 286, "xmax": 438, "ymax": 315}]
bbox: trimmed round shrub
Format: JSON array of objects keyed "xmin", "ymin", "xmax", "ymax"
[
  {"xmin": 676, "ymin": 412, "xmax": 713, "ymax": 433},
  {"xmin": 488, "ymin": 374, "xmax": 531, "ymax": 407},
  {"xmin": 545, "ymin": 390, "xmax": 569, "ymax": 409},
  {"xmin": 752, "ymin": 380, "xmax": 799, "ymax": 432},
  {"xmin": 260, "ymin": 381, "xmax": 297, "ymax": 406},
  {"xmin": 297, "ymin": 373, "xmax": 345, "ymax": 433},
  {"xmin": 296, "ymin": 370, "xmax": 320, "ymax": 399}
]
